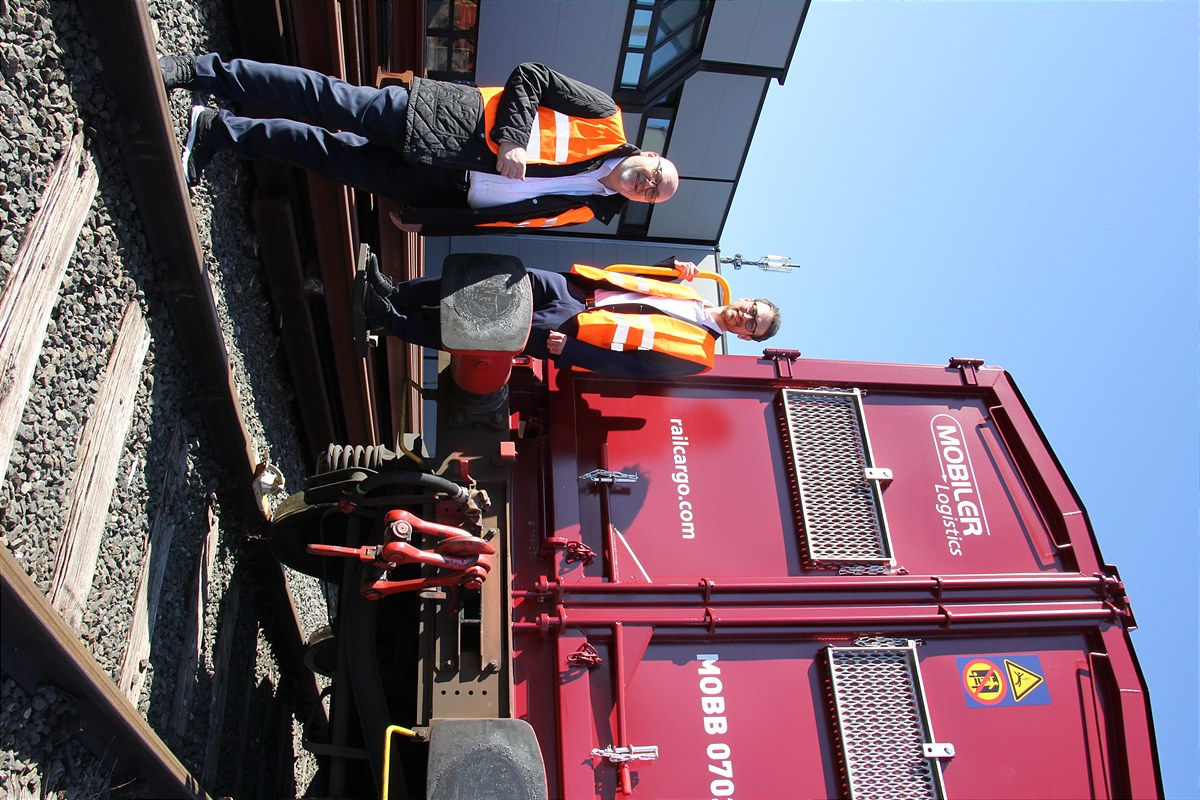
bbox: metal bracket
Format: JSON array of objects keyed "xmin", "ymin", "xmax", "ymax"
[
  {"xmin": 763, "ymin": 348, "xmax": 802, "ymax": 379},
  {"xmin": 591, "ymin": 745, "xmax": 659, "ymax": 764},
  {"xmin": 923, "ymin": 742, "xmax": 956, "ymax": 759},
  {"xmin": 948, "ymin": 356, "xmax": 985, "ymax": 386},
  {"xmin": 579, "ymin": 469, "xmax": 639, "ymax": 485},
  {"xmin": 864, "ymin": 466, "xmax": 893, "ymax": 485}
]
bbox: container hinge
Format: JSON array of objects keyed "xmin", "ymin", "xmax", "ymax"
[
  {"xmin": 948, "ymin": 356, "xmax": 985, "ymax": 385},
  {"xmin": 591, "ymin": 745, "xmax": 659, "ymax": 764},
  {"xmin": 579, "ymin": 469, "xmax": 639, "ymax": 485},
  {"xmin": 763, "ymin": 347, "xmax": 802, "ymax": 379},
  {"xmin": 923, "ymin": 741, "xmax": 956, "ymax": 760},
  {"xmin": 864, "ymin": 466, "xmax": 893, "ymax": 485}
]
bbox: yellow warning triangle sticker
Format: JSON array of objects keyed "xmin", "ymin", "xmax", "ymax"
[{"xmin": 1004, "ymin": 659, "xmax": 1045, "ymax": 702}]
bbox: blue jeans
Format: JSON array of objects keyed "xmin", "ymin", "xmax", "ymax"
[{"xmin": 195, "ymin": 54, "xmax": 462, "ymax": 204}]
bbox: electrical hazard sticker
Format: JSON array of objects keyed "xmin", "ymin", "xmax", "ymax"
[{"xmin": 958, "ymin": 655, "xmax": 1051, "ymax": 708}]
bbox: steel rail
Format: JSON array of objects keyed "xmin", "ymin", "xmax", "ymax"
[
  {"xmin": 74, "ymin": 0, "xmax": 325, "ymax": 766},
  {"xmin": 1, "ymin": 546, "xmax": 209, "ymax": 799},
  {"xmin": 75, "ymin": 0, "xmax": 259, "ymax": 518}
]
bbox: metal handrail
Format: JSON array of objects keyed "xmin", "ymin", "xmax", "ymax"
[{"xmin": 602, "ymin": 264, "xmax": 731, "ymax": 306}]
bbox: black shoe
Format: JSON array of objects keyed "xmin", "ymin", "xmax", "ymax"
[
  {"xmin": 159, "ymin": 55, "xmax": 197, "ymax": 91},
  {"xmin": 182, "ymin": 105, "xmax": 217, "ymax": 186},
  {"xmin": 353, "ymin": 268, "xmax": 393, "ymax": 357},
  {"xmin": 365, "ymin": 252, "xmax": 396, "ymax": 296}
]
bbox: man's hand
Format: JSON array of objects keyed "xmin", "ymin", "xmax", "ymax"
[
  {"xmin": 674, "ymin": 260, "xmax": 699, "ymax": 281},
  {"xmin": 496, "ymin": 141, "xmax": 528, "ymax": 180},
  {"xmin": 547, "ymin": 330, "xmax": 568, "ymax": 355}
]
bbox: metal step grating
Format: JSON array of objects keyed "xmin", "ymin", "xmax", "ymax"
[
  {"xmin": 825, "ymin": 644, "xmax": 948, "ymax": 800},
  {"xmin": 777, "ymin": 388, "xmax": 894, "ymax": 565}
]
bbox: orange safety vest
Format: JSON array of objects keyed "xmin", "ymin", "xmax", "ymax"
[
  {"xmin": 478, "ymin": 86, "xmax": 628, "ymax": 166},
  {"xmin": 567, "ymin": 265, "xmax": 717, "ymax": 370}
]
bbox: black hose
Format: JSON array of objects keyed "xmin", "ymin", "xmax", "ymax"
[{"xmin": 352, "ymin": 470, "xmax": 471, "ymax": 507}]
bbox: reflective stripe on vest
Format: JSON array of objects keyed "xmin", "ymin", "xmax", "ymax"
[
  {"xmin": 479, "ymin": 86, "xmax": 627, "ymax": 165},
  {"xmin": 570, "ymin": 264, "xmax": 705, "ymax": 303},
  {"xmin": 478, "ymin": 206, "xmax": 594, "ymax": 229},
  {"xmin": 573, "ymin": 309, "xmax": 715, "ymax": 368}
]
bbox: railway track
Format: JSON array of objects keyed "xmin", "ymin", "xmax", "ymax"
[{"xmin": 1, "ymin": 0, "xmax": 339, "ymax": 796}]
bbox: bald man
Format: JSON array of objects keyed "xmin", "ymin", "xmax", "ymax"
[{"xmin": 163, "ymin": 57, "xmax": 678, "ymax": 235}]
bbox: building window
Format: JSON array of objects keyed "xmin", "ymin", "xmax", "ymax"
[
  {"xmin": 618, "ymin": 0, "xmax": 711, "ymax": 98},
  {"xmin": 614, "ymin": 0, "xmax": 709, "ymax": 235},
  {"xmin": 425, "ymin": 0, "xmax": 478, "ymax": 81}
]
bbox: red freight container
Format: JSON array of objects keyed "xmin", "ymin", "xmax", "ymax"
[
  {"xmin": 270, "ymin": 342, "xmax": 1159, "ymax": 799},
  {"xmin": 507, "ymin": 354, "xmax": 1159, "ymax": 799}
]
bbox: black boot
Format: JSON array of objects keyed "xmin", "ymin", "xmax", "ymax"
[
  {"xmin": 353, "ymin": 266, "xmax": 395, "ymax": 357},
  {"xmin": 365, "ymin": 253, "xmax": 396, "ymax": 297},
  {"xmin": 159, "ymin": 55, "xmax": 197, "ymax": 91},
  {"xmin": 182, "ymin": 106, "xmax": 218, "ymax": 186}
]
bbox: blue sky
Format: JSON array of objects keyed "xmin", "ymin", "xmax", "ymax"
[{"xmin": 722, "ymin": 1, "xmax": 1198, "ymax": 796}]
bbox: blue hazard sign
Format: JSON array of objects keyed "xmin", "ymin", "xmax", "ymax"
[{"xmin": 957, "ymin": 654, "xmax": 1051, "ymax": 708}]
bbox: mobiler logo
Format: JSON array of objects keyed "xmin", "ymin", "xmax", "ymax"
[{"xmin": 930, "ymin": 415, "xmax": 990, "ymax": 553}]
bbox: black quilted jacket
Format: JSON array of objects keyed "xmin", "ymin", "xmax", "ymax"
[{"xmin": 398, "ymin": 63, "xmax": 637, "ymax": 232}]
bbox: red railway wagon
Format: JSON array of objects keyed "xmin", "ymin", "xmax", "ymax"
[{"xmin": 269, "ymin": 267, "xmax": 1160, "ymax": 800}]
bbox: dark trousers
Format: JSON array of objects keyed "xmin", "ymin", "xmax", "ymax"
[
  {"xmin": 195, "ymin": 54, "xmax": 466, "ymax": 205},
  {"xmin": 378, "ymin": 269, "xmax": 589, "ymax": 358}
]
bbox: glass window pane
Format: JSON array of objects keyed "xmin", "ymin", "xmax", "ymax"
[
  {"xmin": 640, "ymin": 117, "xmax": 671, "ymax": 154},
  {"xmin": 648, "ymin": 26, "xmax": 696, "ymax": 79},
  {"xmin": 451, "ymin": 38, "xmax": 476, "ymax": 72},
  {"xmin": 620, "ymin": 52, "xmax": 644, "ymax": 88},
  {"xmin": 659, "ymin": 0, "xmax": 704, "ymax": 36},
  {"xmin": 646, "ymin": 42, "xmax": 680, "ymax": 81},
  {"xmin": 628, "ymin": 8, "xmax": 652, "ymax": 49},
  {"xmin": 426, "ymin": 0, "xmax": 450, "ymax": 29},
  {"xmin": 454, "ymin": 0, "xmax": 479, "ymax": 30},
  {"xmin": 648, "ymin": 18, "xmax": 702, "ymax": 79},
  {"xmin": 426, "ymin": 36, "xmax": 449, "ymax": 71}
]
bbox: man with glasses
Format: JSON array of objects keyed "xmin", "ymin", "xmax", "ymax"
[
  {"xmin": 161, "ymin": 56, "xmax": 680, "ymax": 234},
  {"xmin": 360, "ymin": 258, "xmax": 782, "ymax": 378}
]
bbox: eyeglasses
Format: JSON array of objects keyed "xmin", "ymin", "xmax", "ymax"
[
  {"xmin": 643, "ymin": 156, "xmax": 664, "ymax": 202},
  {"xmin": 744, "ymin": 302, "xmax": 759, "ymax": 336}
]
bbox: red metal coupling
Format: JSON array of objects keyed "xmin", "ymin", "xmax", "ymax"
[
  {"xmin": 385, "ymin": 508, "xmax": 496, "ymax": 553},
  {"xmin": 307, "ymin": 543, "xmax": 387, "ymax": 565},
  {"xmin": 362, "ymin": 569, "xmax": 489, "ymax": 600}
]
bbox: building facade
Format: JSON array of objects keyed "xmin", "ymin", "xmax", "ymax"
[{"xmin": 419, "ymin": 0, "xmax": 810, "ymax": 272}]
